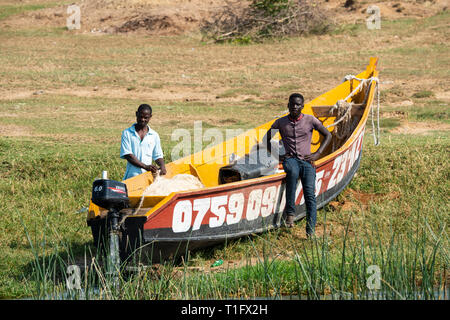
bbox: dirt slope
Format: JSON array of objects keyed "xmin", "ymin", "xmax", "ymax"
[{"xmin": 0, "ymin": 0, "xmax": 447, "ymax": 35}]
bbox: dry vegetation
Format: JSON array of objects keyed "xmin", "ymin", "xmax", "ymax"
[{"xmin": 201, "ymin": 0, "xmax": 331, "ymax": 42}]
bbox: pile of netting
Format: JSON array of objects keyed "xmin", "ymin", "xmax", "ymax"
[{"xmin": 143, "ymin": 173, "xmax": 204, "ymax": 197}]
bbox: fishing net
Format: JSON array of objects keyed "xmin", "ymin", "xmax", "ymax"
[
  {"xmin": 119, "ymin": 173, "xmax": 204, "ymax": 227},
  {"xmin": 142, "ymin": 173, "xmax": 204, "ymax": 197}
]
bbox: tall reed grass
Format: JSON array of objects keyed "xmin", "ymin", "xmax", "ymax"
[{"xmin": 21, "ymin": 207, "xmax": 448, "ymax": 300}]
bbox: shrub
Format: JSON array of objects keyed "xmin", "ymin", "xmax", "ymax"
[
  {"xmin": 201, "ymin": 0, "xmax": 332, "ymax": 43},
  {"xmin": 412, "ymin": 90, "xmax": 434, "ymax": 99}
]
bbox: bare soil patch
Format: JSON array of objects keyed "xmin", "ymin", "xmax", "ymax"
[
  {"xmin": 0, "ymin": 87, "xmax": 219, "ymax": 102},
  {"xmin": 1, "ymin": 0, "xmax": 447, "ymax": 35},
  {"xmin": 435, "ymin": 91, "xmax": 450, "ymax": 101},
  {"xmin": 324, "ymin": 0, "xmax": 448, "ymax": 23},
  {"xmin": 390, "ymin": 120, "xmax": 450, "ymax": 134},
  {"xmin": 0, "ymin": 124, "xmax": 34, "ymax": 137},
  {"xmin": 0, "ymin": 0, "xmax": 246, "ymax": 35},
  {"xmin": 0, "ymin": 123, "xmax": 101, "ymax": 143},
  {"xmin": 328, "ymin": 188, "xmax": 401, "ymax": 211}
]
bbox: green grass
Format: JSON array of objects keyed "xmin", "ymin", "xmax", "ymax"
[
  {"xmin": 378, "ymin": 118, "xmax": 401, "ymax": 130},
  {"xmin": 0, "ymin": 2, "xmax": 67, "ymax": 21},
  {"xmin": 3, "ymin": 130, "xmax": 448, "ymax": 299},
  {"xmin": 408, "ymin": 101, "xmax": 449, "ymax": 122},
  {"xmin": 412, "ymin": 91, "xmax": 435, "ymax": 99}
]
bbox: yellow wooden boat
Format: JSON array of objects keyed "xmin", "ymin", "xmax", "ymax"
[{"xmin": 87, "ymin": 57, "xmax": 380, "ymax": 263}]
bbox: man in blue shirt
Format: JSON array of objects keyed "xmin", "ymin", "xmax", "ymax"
[{"xmin": 120, "ymin": 104, "xmax": 167, "ymax": 181}]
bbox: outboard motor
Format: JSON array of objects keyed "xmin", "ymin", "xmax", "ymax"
[
  {"xmin": 91, "ymin": 178, "xmax": 129, "ymax": 211},
  {"xmin": 91, "ymin": 171, "xmax": 128, "ymax": 289}
]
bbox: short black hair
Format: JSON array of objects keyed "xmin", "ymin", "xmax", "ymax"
[
  {"xmin": 137, "ymin": 104, "xmax": 152, "ymax": 114},
  {"xmin": 288, "ymin": 93, "xmax": 304, "ymax": 106}
]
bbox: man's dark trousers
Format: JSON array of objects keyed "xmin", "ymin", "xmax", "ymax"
[{"xmin": 282, "ymin": 157, "xmax": 317, "ymax": 235}]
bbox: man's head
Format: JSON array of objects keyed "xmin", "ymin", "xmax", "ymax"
[
  {"xmin": 136, "ymin": 104, "xmax": 152, "ymax": 128},
  {"xmin": 288, "ymin": 93, "xmax": 304, "ymax": 119}
]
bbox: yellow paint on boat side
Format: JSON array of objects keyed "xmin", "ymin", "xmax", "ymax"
[{"xmin": 87, "ymin": 58, "xmax": 379, "ymax": 221}]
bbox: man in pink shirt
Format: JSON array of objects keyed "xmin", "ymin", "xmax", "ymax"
[{"xmin": 266, "ymin": 93, "xmax": 331, "ymax": 236}]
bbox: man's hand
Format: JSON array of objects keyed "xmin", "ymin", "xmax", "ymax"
[
  {"xmin": 304, "ymin": 125, "xmax": 332, "ymax": 163},
  {"xmin": 145, "ymin": 164, "xmax": 167, "ymax": 175},
  {"xmin": 304, "ymin": 152, "xmax": 321, "ymax": 162},
  {"xmin": 144, "ymin": 164, "xmax": 159, "ymax": 173},
  {"xmin": 155, "ymin": 158, "xmax": 167, "ymax": 175}
]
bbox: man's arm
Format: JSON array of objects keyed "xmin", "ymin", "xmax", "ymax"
[
  {"xmin": 264, "ymin": 128, "xmax": 277, "ymax": 155},
  {"xmin": 304, "ymin": 125, "xmax": 332, "ymax": 162},
  {"xmin": 265, "ymin": 119, "xmax": 280, "ymax": 155},
  {"xmin": 152, "ymin": 133, "xmax": 166, "ymax": 175},
  {"xmin": 123, "ymin": 154, "xmax": 158, "ymax": 173},
  {"xmin": 155, "ymin": 158, "xmax": 167, "ymax": 175}
]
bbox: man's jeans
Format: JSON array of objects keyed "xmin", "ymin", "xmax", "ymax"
[{"xmin": 282, "ymin": 157, "xmax": 317, "ymax": 235}]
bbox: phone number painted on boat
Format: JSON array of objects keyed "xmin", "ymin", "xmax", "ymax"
[{"xmin": 171, "ymin": 133, "xmax": 364, "ymax": 233}]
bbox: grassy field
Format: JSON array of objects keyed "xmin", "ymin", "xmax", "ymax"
[{"xmin": 0, "ymin": 2, "xmax": 449, "ymax": 299}]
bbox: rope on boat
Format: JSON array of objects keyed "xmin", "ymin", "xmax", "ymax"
[
  {"xmin": 372, "ymin": 77, "xmax": 381, "ymax": 146},
  {"xmin": 276, "ymin": 75, "xmax": 381, "ymax": 146},
  {"xmin": 327, "ymin": 75, "xmax": 381, "ymax": 146},
  {"xmin": 326, "ymin": 100, "xmax": 353, "ymax": 131},
  {"xmin": 117, "ymin": 172, "xmax": 157, "ymax": 228}
]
